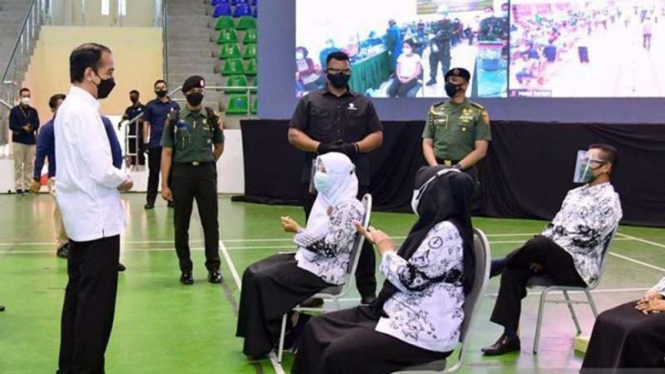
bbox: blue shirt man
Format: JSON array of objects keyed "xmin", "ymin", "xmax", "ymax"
[{"xmin": 142, "ymin": 79, "xmax": 180, "ymax": 209}]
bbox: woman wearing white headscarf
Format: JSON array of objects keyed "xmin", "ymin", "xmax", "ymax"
[{"xmin": 236, "ymin": 153, "xmax": 365, "ymax": 358}]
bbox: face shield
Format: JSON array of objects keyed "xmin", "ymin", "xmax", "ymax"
[{"xmin": 573, "ymin": 150, "xmax": 606, "ymax": 184}]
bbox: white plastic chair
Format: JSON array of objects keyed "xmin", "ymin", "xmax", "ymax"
[
  {"xmin": 527, "ymin": 230, "xmax": 617, "ymax": 354},
  {"xmin": 276, "ymin": 194, "xmax": 372, "ymax": 363},
  {"xmin": 391, "ymin": 228, "xmax": 492, "ymax": 374}
]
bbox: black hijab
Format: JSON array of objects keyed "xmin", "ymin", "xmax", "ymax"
[{"xmin": 375, "ymin": 166, "xmax": 475, "ymax": 311}]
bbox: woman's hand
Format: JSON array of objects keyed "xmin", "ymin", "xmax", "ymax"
[
  {"xmin": 354, "ymin": 222, "xmax": 395, "ymax": 256},
  {"xmin": 635, "ymin": 299, "xmax": 665, "ymax": 314},
  {"xmin": 639, "ymin": 290, "xmax": 663, "ymax": 304},
  {"xmin": 281, "ymin": 216, "xmax": 300, "ymax": 233}
]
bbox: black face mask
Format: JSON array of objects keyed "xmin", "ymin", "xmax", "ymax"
[
  {"xmin": 445, "ymin": 82, "xmax": 463, "ymax": 98},
  {"xmin": 327, "ymin": 73, "xmax": 351, "ymax": 89},
  {"xmin": 155, "ymin": 90, "xmax": 167, "ymax": 98},
  {"xmin": 186, "ymin": 92, "xmax": 204, "ymax": 107},
  {"xmin": 130, "ymin": 96, "xmax": 139, "ymax": 104},
  {"xmin": 94, "ymin": 74, "xmax": 116, "ymax": 100}
]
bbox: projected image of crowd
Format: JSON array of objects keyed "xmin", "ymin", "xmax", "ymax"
[{"xmin": 510, "ymin": 1, "xmax": 665, "ymax": 97}]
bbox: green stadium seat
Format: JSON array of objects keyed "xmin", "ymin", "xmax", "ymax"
[
  {"xmin": 215, "ymin": 16, "xmax": 235, "ymax": 30},
  {"xmin": 222, "ymin": 58, "xmax": 245, "ymax": 76},
  {"xmin": 217, "ymin": 29, "xmax": 238, "ymax": 44},
  {"xmin": 243, "ymin": 44, "xmax": 257, "ymax": 59},
  {"xmin": 225, "ymin": 75, "xmax": 248, "ymax": 94},
  {"xmin": 244, "ymin": 58, "xmax": 257, "ymax": 76},
  {"xmin": 251, "ymin": 97, "xmax": 257, "ymax": 115},
  {"xmin": 243, "ymin": 28, "xmax": 258, "ymax": 44},
  {"xmin": 236, "ymin": 16, "xmax": 257, "ymax": 30},
  {"xmin": 226, "ymin": 94, "xmax": 249, "ymax": 115},
  {"xmin": 218, "ymin": 43, "xmax": 241, "ymax": 59}
]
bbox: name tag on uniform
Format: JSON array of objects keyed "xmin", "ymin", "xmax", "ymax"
[{"xmin": 347, "ymin": 102, "xmax": 357, "ymax": 111}]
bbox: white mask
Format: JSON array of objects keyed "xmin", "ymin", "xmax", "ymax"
[
  {"xmin": 20, "ymin": 97, "xmax": 30, "ymax": 106},
  {"xmin": 313, "ymin": 171, "xmax": 330, "ymax": 194},
  {"xmin": 296, "ymin": 53, "xmax": 304, "ymax": 60}
]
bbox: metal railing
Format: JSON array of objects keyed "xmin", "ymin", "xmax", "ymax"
[{"xmin": 0, "ymin": 0, "xmax": 45, "ymax": 152}]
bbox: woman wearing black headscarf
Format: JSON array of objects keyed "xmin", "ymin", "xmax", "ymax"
[{"xmin": 291, "ymin": 166, "xmax": 475, "ymax": 374}]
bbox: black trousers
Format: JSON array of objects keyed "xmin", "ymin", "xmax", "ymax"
[
  {"xmin": 490, "ymin": 235, "xmax": 586, "ymax": 331},
  {"xmin": 146, "ymin": 147, "xmax": 162, "ymax": 205},
  {"xmin": 435, "ymin": 159, "xmax": 483, "ymax": 214},
  {"xmin": 428, "ymin": 49, "xmax": 451, "ymax": 81},
  {"xmin": 171, "ymin": 162, "xmax": 220, "ymax": 273},
  {"xmin": 302, "ymin": 184, "xmax": 377, "ymax": 299},
  {"xmin": 387, "ymin": 78, "xmax": 419, "ymax": 98},
  {"xmin": 57, "ymin": 235, "xmax": 120, "ymax": 374}
]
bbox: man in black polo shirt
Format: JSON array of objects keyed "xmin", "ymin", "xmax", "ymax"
[
  {"xmin": 120, "ymin": 90, "xmax": 146, "ymax": 167},
  {"xmin": 288, "ymin": 51, "xmax": 384, "ymax": 305},
  {"xmin": 143, "ymin": 80, "xmax": 180, "ymax": 209},
  {"xmin": 9, "ymin": 87, "xmax": 40, "ymax": 195}
]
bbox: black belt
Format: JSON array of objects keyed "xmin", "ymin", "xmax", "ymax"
[{"xmin": 174, "ymin": 161, "xmax": 214, "ymax": 167}]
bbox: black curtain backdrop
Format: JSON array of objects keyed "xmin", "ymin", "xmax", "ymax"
[{"xmin": 237, "ymin": 120, "xmax": 665, "ymax": 227}]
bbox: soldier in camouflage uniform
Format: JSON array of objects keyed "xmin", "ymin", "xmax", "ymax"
[{"xmin": 426, "ymin": 9, "xmax": 454, "ymax": 86}]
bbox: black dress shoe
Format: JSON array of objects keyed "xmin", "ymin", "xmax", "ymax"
[
  {"xmin": 118, "ymin": 263, "xmax": 127, "ymax": 272},
  {"xmin": 208, "ymin": 271, "xmax": 223, "ymax": 284},
  {"xmin": 360, "ymin": 295, "xmax": 377, "ymax": 305},
  {"xmin": 56, "ymin": 243, "xmax": 69, "ymax": 259},
  {"xmin": 180, "ymin": 272, "xmax": 194, "ymax": 285},
  {"xmin": 482, "ymin": 334, "xmax": 521, "ymax": 356},
  {"xmin": 15, "ymin": 189, "xmax": 23, "ymax": 195},
  {"xmin": 144, "ymin": 203, "xmax": 155, "ymax": 210},
  {"xmin": 0, "ymin": 305, "xmax": 5, "ymax": 312}
]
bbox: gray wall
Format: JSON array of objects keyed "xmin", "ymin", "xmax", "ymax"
[{"xmin": 258, "ymin": 0, "xmax": 665, "ymax": 123}]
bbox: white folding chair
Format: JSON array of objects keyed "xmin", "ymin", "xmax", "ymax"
[
  {"xmin": 528, "ymin": 230, "xmax": 617, "ymax": 354},
  {"xmin": 276, "ymin": 194, "xmax": 373, "ymax": 363},
  {"xmin": 391, "ymin": 228, "xmax": 492, "ymax": 374}
]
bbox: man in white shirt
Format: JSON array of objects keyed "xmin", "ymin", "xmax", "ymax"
[
  {"xmin": 55, "ymin": 43, "xmax": 133, "ymax": 374},
  {"xmin": 482, "ymin": 144, "xmax": 622, "ymax": 356}
]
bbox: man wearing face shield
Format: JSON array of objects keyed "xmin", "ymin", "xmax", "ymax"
[
  {"xmin": 160, "ymin": 76, "xmax": 225, "ymax": 286},
  {"xmin": 288, "ymin": 51, "xmax": 384, "ymax": 305},
  {"xmin": 422, "ymin": 67, "xmax": 491, "ymax": 213},
  {"xmin": 482, "ymin": 144, "xmax": 623, "ymax": 356}
]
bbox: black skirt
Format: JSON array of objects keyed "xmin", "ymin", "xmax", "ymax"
[
  {"xmin": 291, "ymin": 305, "xmax": 451, "ymax": 374},
  {"xmin": 235, "ymin": 253, "xmax": 331, "ymax": 357},
  {"xmin": 582, "ymin": 301, "xmax": 665, "ymax": 372}
]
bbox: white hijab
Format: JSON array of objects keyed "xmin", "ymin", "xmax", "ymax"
[{"xmin": 299, "ymin": 152, "xmax": 358, "ymax": 256}]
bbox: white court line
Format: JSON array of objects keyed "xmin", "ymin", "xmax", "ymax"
[
  {"xmin": 608, "ymin": 252, "xmax": 665, "ymax": 273},
  {"xmin": 0, "ymin": 232, "xmax": 541, "ymax": 247},
  {"xmin": 217, "ymin": 239, "xmax": 286, "ymax": 374},
  {"xmin": 616, "ymin": 232, "xmax": 665, "ymax": 250}
]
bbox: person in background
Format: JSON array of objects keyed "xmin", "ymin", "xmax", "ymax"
[
  {"xmin": 9, "ymin": 87, "xmax": 40, "ymax": 195},
  {"xmin": 386, "ymin": 19, "xmax": 403, "ymax": 74},
  {"xmin": 296, "ymin": 46, "xmax": 326, "ymax": 93},
  {"xmin": 482, "ymin": 145, "xmax": 622, "ymax": 356},
  {"xmin": 288, "ymin": 51, "xmax": 383, "ymax": 305},
  {"xmin": 427, "ymin": 6, "xmax": 453, "ymax": 86},
  {"xmin": 31, "ymin": 94, "xmax": 68, "ymax": 258},
  {"xmin": 387, "ymin": 39, "xmax": 423, "ymax": 98},
  {"xmin": 160, "ymin": 76, "xmax": 224, "ymax": 285},
  {"xmin": 120, "ymin": 90, "xmax": 145, "ymax": 166},
  {"xmin": 643, "ymin": 17, "xmax": 653, "ymax": 51},
  {"xmin": 55, "ymin": 42, "xmax": 133, "ymax": 374},
  {"xmin": 143, "ymin": 80, "xmax": 180, "ymax": 210},
  {"xmin": 318, "ymin": 39, "xmax": 340, "ymax": 70}
]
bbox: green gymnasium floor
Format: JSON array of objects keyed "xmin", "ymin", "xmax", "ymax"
[{"xmin": 1, "ymin": 194, "xmax": 665, "ymax": 374}]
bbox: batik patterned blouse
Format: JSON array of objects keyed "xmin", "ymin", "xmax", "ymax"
[
  {"xmin": 294, "ymin": 199, "xmax": 364, "ymax": 285},
  {"xmin": 376, "ymin": 221, "xmax": 465, "ymax": 353},
  {"xmin": 542, "ymin": 182, "xmax": 622, "ymax": 286}
]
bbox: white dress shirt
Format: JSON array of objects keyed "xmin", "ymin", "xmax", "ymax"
[
  {"xmin": 376, "ymin": 221, "xmax": 465, "ymax": 353},
  {"xmin": 55, "ymin": 86, "xmax": 128, "ymax": 242}
]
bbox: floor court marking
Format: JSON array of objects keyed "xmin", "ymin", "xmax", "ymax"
[
  {"xmin": 218, "ymin": 240, "xmax": 286, "ymax": 374},
  {"xmin": 616, "ymin": 232, "xmax": 665, "ymax": 250}
]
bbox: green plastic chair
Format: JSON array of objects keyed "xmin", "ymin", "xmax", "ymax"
[
  {"xmin": 251, "ymin": 97, "xmax": 257, "ymax": 115},
  {"xmin": 243, "ymin": 28, "xmax": 258, "ymax": 44},
  {"xmin": 226, "ymin": 94, "xmax": 249, "ymax": 115},
  {"xmin": 225, "ymin": 75, "xmax": 248, "ymax": 94},
  {"xmin": 215, "ymin": 16, "xmax": 235, "ymax": 30},
  {"xmin": 243, "ymin": 44, "xmax": 257, "ymax": 59},
  {"xmin": 236, "ymin": 16, "xmax": 257, "ymax": 30},
  {"xmin": 244, "ymin": 58, "xmax": 257, "ymax": 76},
  {"xmin": 216, "ymin": 29, "xmax": 238, "ymax": 45},
  {"xmin": 218, "ymin": 43, "xmax": 241, "ymax": 59},
  {"xmin": 222, "ymin": 58, "xmax": 245, "ymax": 76}
]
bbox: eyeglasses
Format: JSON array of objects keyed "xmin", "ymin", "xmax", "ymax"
[{"xmin": 326, "ymin": 68, "xmax": 352, "ymax": 75}]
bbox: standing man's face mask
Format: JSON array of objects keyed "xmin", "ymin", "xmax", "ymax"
[
  {"xmin": 445, "ymin": 82, "xmax": 463, "ymax": 98},
  {"xmin": 326, "ymin": 67, "xmax": 351, "ymax": 89},
  {"xmin": 20, "ymin": 97, "xmax": 31, "ymax": 106},
  {"xmin": 155, "ymin": 89, "xmax": 167, "ymax": 98},
  {"xmin": 93, "ymin": 71, "xmax": 116, "ymax": 100}
]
